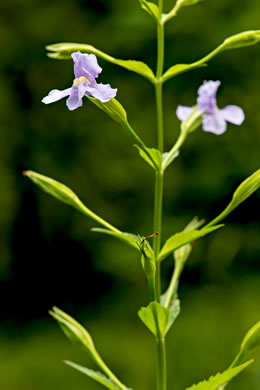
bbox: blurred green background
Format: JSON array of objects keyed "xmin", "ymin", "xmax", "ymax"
[{"xmin": 0, "ymin": 0, "xmax": 260, "ymax": 389}]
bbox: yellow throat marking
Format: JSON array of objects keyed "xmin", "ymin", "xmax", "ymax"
[{"xmin": 73, "ymin": 76, "xmax": 88, "ymax": 88}]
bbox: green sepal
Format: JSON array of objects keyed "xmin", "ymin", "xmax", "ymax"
[
  {"xmin": 138, "ymin": 301, "xmax": 171, "ymax": 338},
  {"xmin": 180, "ymin": 106, "xmax": 203, "ymax": 134},
  {"xmin": 91, "ymin": 228, "xmax": 139, "ymax": 250},
  {"xmin": 231, "ymin": 321, "xmax": 260, "ymax": 367},
  {"xmin": 23, "ymin": 171, "xmax": 121, "ymax": 234},
  {"xmin": 138, "ymin": 0, "xmax": 160, "ymax": 22},
  {"xmin": 49, "ymin": 307, "xmax": 96, "ymax": 357},
  {"xmin": 86, "ymin": 96, "xmax": 127, "ymax": 126},
  {"xmin": 159, "ymin": 225, "xmax": 223, "ymax": 262},
  {"xmin": 64, "ymin": 361, "xmax": 121, "ymax": 390},
  {"xmin": 135, "ymin": 145, "xmax": 162, "ymax": 170},
  {"xmin": 223, "ymin": 30, "xmax": 260, "ymax": 50},
  {"xmin": 46, "ymin": 43, "xmax": 156, "ymax": 83},
  {"xmin": 206, "ymin": 169, "xmax": 260, "ymax": 228},
  {"xmin": 162, "ymin": 150, "xmax": 180, "ymax": 171},
  {"xmin": 185, "ymin": 360, "xmax": 254, "ymax": 390},
  {"xmin": 162, "ymin": 30, "xmax": 260, "ymax": 83}
]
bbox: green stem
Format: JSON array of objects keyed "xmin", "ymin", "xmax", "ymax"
[
  {"xmin": 156, "ymin": 337, "xmax": 167, "ymax": 390},
  {"xmin": 153, "ymin": 3, "xmax": 167, "ymax": 390},
  {"xmin": 91, "ymin": 349, "xmax": 127, "ymax": 390},
  {"xmin": 162, "ymin": 129, "xmax": 187, "ymax": 172}
]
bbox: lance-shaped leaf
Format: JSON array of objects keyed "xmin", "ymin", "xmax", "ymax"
[
  {"xmin": 91, "ymin": 228, "xmax": 139, "ymax": 250},
  {"xmin": 206, "ymin": 169, "xmax": 260, "ymax": 228},
  {"xmin": 64, "ymin": 361, "xmax": 121, "ymax": 390},
  {"xmin": 162, "ymin": 30, "xmax": 260, "ymax": 83},
  {"xmin": 186, "ymin": 360, "xmax": 254, "ymax": 390},
  {"xmin": 139, "ymin": 0, "xmax": 160, "ymax": 21},
  {"xmin": 158, "ymin": 225, "xmax": 223, "ymax": 262},
  {"xmin": 46, "ymin": 43, "xmax": 156, "ymax": 83},
  {"xmin": 23, "ymin": 171, "xmax": 139, "ymax": 250},
  {"xmin": 163, "ymin": 0, "xmax": 201, "ymax": 24},
  {"xmin": 85, "ymin": 97, "xmax": 159, "ymax": 170},
  {"xmin": 135, "ymin": 145, "xmax": 162, "ymax": 170},
  {"xmin": 66, "ymin": 362, "xmax": 120, "ymax": 390},
  {"xmin": 138, "ymin": 301, "xmax": 171, "ymax": 338}
]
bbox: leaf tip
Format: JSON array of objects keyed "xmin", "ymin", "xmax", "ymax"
[{"xmin": 22, "ymin": 170, "xmax": 31, "ymax": 177}]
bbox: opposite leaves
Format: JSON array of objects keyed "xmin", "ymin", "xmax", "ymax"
[
  {"xmin": 138, "ymin": 301, "xmax": 180, "ymax": 338},
  {"xmin": 46, "ymin": 43, "xmax": 156, "ymax": 83},
  {"xmin": 139, "ymin": 0, "xmax": 160, "ymax": 22}
]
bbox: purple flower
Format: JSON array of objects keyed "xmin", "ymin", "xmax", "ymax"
[
  {"xmin": 42, "ymin": 52, "xmax": 117, "ymax": 111},
  {"xmin": 176, "ymin": 80, "xmax": 245, "ymax": 134}
]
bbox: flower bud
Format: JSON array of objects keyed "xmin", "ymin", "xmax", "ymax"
[
  {"xmin": 176, "ymin": 0, "xmax": 201, "ymax": 8},
  {"xmin": 233, "ymin": 321, "xmax": 260, "ymax": 366},
  {"xmin": 49, "ymin": 307, "xmax": 96, "ymax": 357},
  {"xmin": 223, "ymin": 30, "xmax": 260, "ymax": 50}
]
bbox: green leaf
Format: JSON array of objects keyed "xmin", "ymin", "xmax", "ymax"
[
  {"xmin": 23, "ymin": 171, "xmax": 121, "ymax": 234},
  {"xmin": 232, "ymin": 321, "xmax": 260, "ymax": 367},
  {"xmin": 139, "ymin": 0, "xmax": 160, "ymax": 21},
  {"xmin": 162, "ymin": 63, "xmax": 207, "ymax": 83},
  {"xmin": 185, "ymin": 360, "xmax": 254, "ymax": 390},
  {"xmin": 159, "ymin": 225, "xmax": 223, "ymax": 262},
  {"xmin": 91, "ymin": 228, "xmax": 139, "ymax": 250},
  {"xmin": 206, "ymin": 169, "xmax": 260, "ymax": 228},
  {"xmin": 46, "ymin": 43, "xmax": 156, "ymax": 83},
  {"xmin": 162, "ymin": 30, "xmax": 260, "ymax": 83},
  {"xmin": 135, "ymin": 145, "xmax": 162, "ymax": 170},
  {"xmin": 174, "ymin": 217, "xmax": 205, "ymax": 265},
  {"xmin": 49, "ymin": 307, "xmax": 96, "ymax": 356},
  {"xmin": 65, "ymin": 361, "xmax": 120, "ymax": 390},
  {"xmin": 138, "ymin": 301, "xmax": 171, "ymax": 338}
]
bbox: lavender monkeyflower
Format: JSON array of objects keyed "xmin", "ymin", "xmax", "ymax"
[
  {"xmin": 176, "ymin": 80, "xmax": 245, "ymax": 134},
  {"xmin": 42, "ymin": 51, "xmax": 117, "ymax": 111}
]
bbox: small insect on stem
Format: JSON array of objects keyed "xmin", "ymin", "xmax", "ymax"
[{"xmin": 141, "ymin": 232, "xmax": 159, "ymax": 245}]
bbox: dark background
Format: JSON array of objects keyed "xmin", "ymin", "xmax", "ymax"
[{"xmin": 0, "ymin": 0, "xmax": 259, "ymax": 389}]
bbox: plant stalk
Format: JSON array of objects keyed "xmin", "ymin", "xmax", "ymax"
[{"xmin": 153, "ymin": 2, "xmax": 167, "ymax": 390}]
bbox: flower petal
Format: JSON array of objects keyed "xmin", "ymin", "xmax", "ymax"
[
  {"xmin": 85, "ymin": 82, "xmax": 117, "ymax": 103},
  {"xmin": 202, "ymin": 110, "xmax": 227, "ymax": 135},
  {"xmin": 72, "ymin": 52, "xmax": 102, "ymax": 80},
  {"xmin": 197, "ymin": 80, "xmax": 221, "ymax": 112},
  {"xmin": 66, "ymin": 83, "xmax": 87, "ymax": 111},
  {"xmin": 42, "ymin": 88, "xmax": 72, "ymax": 104},
  {"xmin": 176, "ymin": 106, "xmax": 193, "ymax": 121},
  {"xmin": 221, "ymin": 105, "xmax": 245, "ymax": 125}
]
